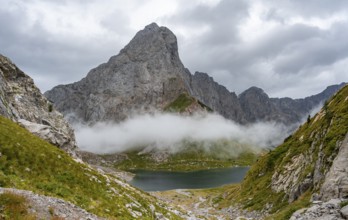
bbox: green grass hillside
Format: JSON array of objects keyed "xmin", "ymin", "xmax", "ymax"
[
  {"xmin": 0, "ymin": 116, "xmax": 180, "ymax": 219},
  {"xmin": 221, "ymin": 85, "xmax": 348, "ymax": 219},
  {"xmin": 114, "ymin": 148, "xmax": 258, "ymax": 172},
  {"xmin": 164, "ymin": 93, "xmax": 212, "ymax": 113}
]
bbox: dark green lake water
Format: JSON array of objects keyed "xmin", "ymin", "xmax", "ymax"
[{"xmin": 129, "ymin": 167, "xmax": 249, "ymax": 191}]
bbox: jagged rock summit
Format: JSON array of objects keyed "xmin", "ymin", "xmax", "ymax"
[
  {"xmin": 45, "ymin": 23, "xmax": 346, "ymax": 125},
  {"xmin": 0, "ymin": 54, "xmax": 77, "ymax": 155},
  {"xmin": 45, "ymin": 23, "xmax": 192, "ymax": 124}
]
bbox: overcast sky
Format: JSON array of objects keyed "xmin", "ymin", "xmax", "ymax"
[{"xmin": 1, "ymin": 0, "xmax": 348, "ymax": 98}]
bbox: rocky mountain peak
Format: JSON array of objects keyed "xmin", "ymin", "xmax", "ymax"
[
  {"xmin": 119, "ymin": 22, "xmax": 179, "ymax": 63},
  {"xmin": 144, "ymin": 22, "xmax": 160, "ymax": 30},
  {"xmin": 45, "ymin": 23, "xmax": 190, "ymax": 124},
  {"xmin": 0, "ymin": 55, "xmax": 27, "ymax": 80},
  {"xmin": 238, "ymin": 86, "xmax": 277, "ymax": 123},
  {"xmin": 239, "ymin": 86, "xmax": 268, "ymax": 98}
]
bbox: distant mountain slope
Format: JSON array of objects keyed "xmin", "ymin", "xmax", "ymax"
[
  {"xmin": 189, "ymin": 71, "xmax": 246, "ymax": 123},
  {"xmin": 269, "ymin": 83, "xmax": 347, "ymax": 124},
  {"xmin": 0, "ymin": 115, "xmax": 182, "ymax": 219},
  {"xmin": 0, "ymin": 54, "xmax": 76, "ymax": 154},
  {"xmin": 228, "ymin": 84, "xmax": 348, "ymax": 219},
  {"xmin": 190, "ymin": 71, "xmax": 346, "ymax": 124},
  {"xmin": 45, "ymin": 23, "xmax": 345, "ymax": 125}
]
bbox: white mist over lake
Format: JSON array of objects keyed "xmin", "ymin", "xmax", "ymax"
[{"xmin": 74, "ymin": 113, "xmax": 293, "ymax": 155}]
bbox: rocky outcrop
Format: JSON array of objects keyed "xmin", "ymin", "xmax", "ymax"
[
  {"xmin": 290, "ymin": 199, "xmax": 346, "ymax": 220},
  {"xmin": 270, "ymin": 124, "xmax": 348, "ymax": 204},
  {"xmin": 45, "ymin": 23, "xmax": 192, "ymax": 124},
  {"xmin": 342, "ymin": 205, "xmax": 348, "ymax": 219},
  {"xmin": 320, "ymin": 133, "xmax": 348, "ymax": 201},
  {"xmin": 271, "ymin": 153, "xmax": 313, "ymax": 202},
  {"xmin": 0, "ymin": 54, "xmax": 76, "ymax": 154}
]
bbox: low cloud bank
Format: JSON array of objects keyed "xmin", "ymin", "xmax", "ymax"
[{"xmin": 74, "ymin": 113, "xmax": 292, "ymax": 155}]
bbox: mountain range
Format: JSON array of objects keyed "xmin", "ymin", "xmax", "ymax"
[{"xmin": 45, "ymin": 23, "xmax": 346, "ymax": 126}]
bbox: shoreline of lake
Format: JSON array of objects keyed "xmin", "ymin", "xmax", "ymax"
[{"xmin": 129, "ymin": 166, "xmax": 250, "ymax": 191}]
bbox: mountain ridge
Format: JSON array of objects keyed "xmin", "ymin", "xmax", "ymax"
[{"xmin": 45, "ymin": 23, "xmax": 346, "ymax": 126}]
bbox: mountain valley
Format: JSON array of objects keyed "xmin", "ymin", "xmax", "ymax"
[
  {"xmin": 44, "ymin": 23, "xmax": 346, "ymax": 175},
  {"xmin": 45, "ymin": 23, "xmax": 345, "ymax": 126},
  {"xmin": 0, "ymin": 22, "xmax": 348, "ymax": 220}
]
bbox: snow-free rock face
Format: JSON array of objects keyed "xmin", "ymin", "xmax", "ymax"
[
  {"xmin": 320, "ymin": 133, "xmax": 348, "ymax": 201},
  {"xmin": 289, "ymin": 199, "xmax": 345, "ymax": 220},
  {"xmin": 189, "ymin": 71, "xmax": 246, "ymax": 124},
  {"xmin": 239, "ymin": 86, "xmax": 281, "ymax": 123},
  {"xmin": 0, "ymin": 54, "xmax": 77, "ymax": 154},
  {"xmin": 45, "ymin": 23, "xmax": 192, "ymax": 124}
]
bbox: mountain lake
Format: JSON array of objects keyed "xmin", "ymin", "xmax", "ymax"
[{"xmin": 129, "ymin": 166, "xmax": 249, "ymax": 191}]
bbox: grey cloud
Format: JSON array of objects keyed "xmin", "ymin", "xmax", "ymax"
[
  {"xmin": 266, "ymin": 0, "xmax": 348, "ymax": 17},
  {"xmin": 0, "ymin": 3, "xmax": 133, "ymax": 92},
  {"xmin": 167, "ymin": 0, "xmax": 348, "ymax": 97},
  {"xmin": 197, "ymin": 24, "xmax": 321, "ymax": 72},
  {"xmin": 170, "ymin": 0, "xmax": 249, "ymax": 45},
  {"xmin": 272, "ymin": 22, "xmax": 348, "ymax": 74},
  {"xmin": 74, "ymin": 113, "xmax": 290, "ymax": 154},
  {"xmin": 1, "ymin": 0, "xmax": 348, "ymax": 98}
]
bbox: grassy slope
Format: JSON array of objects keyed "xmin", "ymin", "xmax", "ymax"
[
  {"xmin": 221, "ymin": 85, "xmax": 348, "ymax": 219},
  {"xmin": 164, "ymin": 93, "xmax": 213, "ymax": 113},
  {"xmin": 164, "ymin": 93, "xmax": 195, "ymax": 112},
  {"xmin": 114, "ymin": 150, "xmax": 258, "ymax": 171},
  {"xmin": 0, "ymin": 116, "xmax": 180, "ymax": 219}
]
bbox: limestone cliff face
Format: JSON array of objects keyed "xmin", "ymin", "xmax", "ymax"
[
  {"xmin": 0, "ymin": 54, "xmax": 76, "ymax": 154},
  {"xmin": 45, "ymin": 23, "xmax": 192, "ymax": 124}
]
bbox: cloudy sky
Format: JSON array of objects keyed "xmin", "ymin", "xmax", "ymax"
[{"xmin": 1, "ymin": 0, "xmax": 348, "ymax": 98}]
